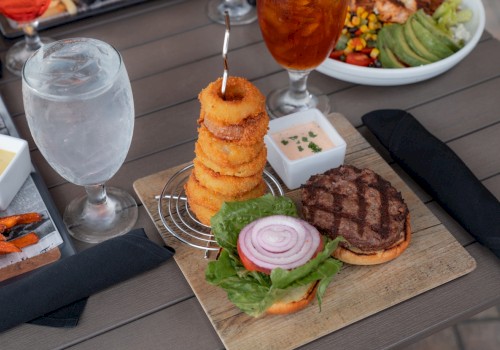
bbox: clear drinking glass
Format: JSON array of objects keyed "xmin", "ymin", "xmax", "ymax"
[
  {"xmin": 257, "ymin": 0, "xmax": 348, "ymax": 118},
  {"xmin": 22, "ymin": 38, "xmax": 138, "ymax": 243},
  {"xmin": 0, "ymin": 0, "xmax": 54, "ymax": 76},
  {"xmin": 207, "ymin": 0, "xmax": 256, "ymax": 25}
]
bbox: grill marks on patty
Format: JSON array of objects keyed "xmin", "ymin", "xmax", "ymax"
[{"xmin": 301, "ymin": 165, "xmax": 409, "ymax": 251}]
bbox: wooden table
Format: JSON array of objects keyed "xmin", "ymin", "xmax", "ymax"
[{"xmin": 1, "ymin": 0, "xmax": 499, "ymax": 349}]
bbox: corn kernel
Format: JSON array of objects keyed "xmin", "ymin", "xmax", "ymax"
[
  {"xmin": 370, "ymin": 48, "xmax": 380, "ymax": 59},
  {"xmin": 351, "ymin": 16, "xmax": 361, "ymax": 26},
  {"xmin": 359, "ymin": 24, "xmax": 369, "ymax": 33},
  {"xmin": 368, "ymin": 13, "xmax": 377, "ymax": 23},
  {"xmin": 348, "ymin": 37, "xmax": 366, "ymax": 51}
]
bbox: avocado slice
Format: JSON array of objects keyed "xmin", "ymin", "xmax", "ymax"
[
  {"xmin": 413, "ymin": 9, "xmax": 461, "ymax": 52},
  {"xmin": 377, "ymin": 28, "xmax": 405, "ymax": 68},
  {"xmin": 403, "ymin": 15, "xmax": 441, "ymax": 63},
  {"xmin": 410, "ymin": 17, "xmax": 456, "ymax": 59},
  {"xmin": 384, "ymin": 24, "xmax": 431, "ymax": 67}
]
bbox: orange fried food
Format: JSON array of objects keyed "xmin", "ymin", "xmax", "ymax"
[
  {"xmin": 193, "ymin": 159, "xmax": 264, "ymax": 196},
  {"xmin": 198, "ymin": 77, "xmax": 266, "ymax": 125},
  {"xmin": 185, "ymin": 173, "xmax": 266, "ymax": 212},
  {"xmin": 0, "ymin": 226, "xmax": 6, "ymax": 239},
  {"xmin": 187, "ymin": 76, "xmax": 270, "ymax": 225},
  {"xmin": 9, "ymin": 232, "xmax": 40, "ymax": 249},
  {"xmin": 200, "ymin": 111, "xmax": 269, "ymax": 145},
  {"xmin": 187, "ymin": 201, "xmax": 217, "ymax": 226},
  {"xmin": 0, "ymin": 241, "xmax": 22, "ymax": 254},
  {"xmin": 197, "ymin": 125, "xmax": 264, "ymax": 166},
  {"xmin": 195, "ymin": 142, "xmax": 267, "ymax": 178},
  {"xmin": 0, "ymin": 212, "xmax": 42, "ymax": 229}
]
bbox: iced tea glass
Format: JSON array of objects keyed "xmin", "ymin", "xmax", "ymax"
[{"xmin": 257, "ymin": 0, "xmax": 348, "ymax": 118}]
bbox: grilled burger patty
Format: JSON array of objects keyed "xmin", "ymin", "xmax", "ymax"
[{"xmin": 301, "ymin": 165, "xmax": 409, "ymax": 252}]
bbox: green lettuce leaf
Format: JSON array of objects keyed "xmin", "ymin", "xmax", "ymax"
[
  {"xmin": 433, "ymin": 0, "xmax": 472, "ymax": 33},
  {"xmin": 205, "ymin": 194, "xmax": 343, "ymax": 317},
  {"xmin": 210, "ymin": 194, "xmax": 298, "ymax": 254}
]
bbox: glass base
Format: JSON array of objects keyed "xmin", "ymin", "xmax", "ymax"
[
  {"xmin": 207, "ymin": 0, "xmax": 257, "ymax": 25},
  {"xmin": 265, "ymin": 86, "xmax": 331, "ymax": 119},
  {"xmin": 6, "ymin": 37, "xmax": 54, "ymax": 76},
  {"xmin": 64, "ymin": 187, "xmax": 138, "ymax": 244}
]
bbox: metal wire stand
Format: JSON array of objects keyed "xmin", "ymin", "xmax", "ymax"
[{"xmin": 157, "ymin": 163, "xmax": 284, "ymax": 254}]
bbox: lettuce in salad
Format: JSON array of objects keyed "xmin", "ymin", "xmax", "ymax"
[{"xmin": 433, "ymin": 0, "xmax": 473, "ymax": 34}]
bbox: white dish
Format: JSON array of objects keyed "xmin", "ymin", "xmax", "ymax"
[
  {"xmin": 316, "ymin": 0, "xmax": 485, "ymax": 86},
  {"xmin": 0, "ymin": 134, "xmax": 31, "ymax": 210},
  {"xmin": 265, "ymin": 109, "xmax": 346, "ymax": 190}
]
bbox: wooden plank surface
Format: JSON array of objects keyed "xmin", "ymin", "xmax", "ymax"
[{"xmin": 133, "ymin": 113, "xmax": 476, "ymax": 350}]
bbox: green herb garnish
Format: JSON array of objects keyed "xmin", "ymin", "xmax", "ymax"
[
  {"xmin": 308, "ymin": 131, "xmax": 318, "ymax": 138},
  {"xmin": 308, "ymin": 142, "xmax": 322, "ymax": 153},
  {"xmin": 298, "ymin": 145, "xmax": 304, "ymax": 152},
  {"xmin": 281, "ymin": 139, "xmax": 289, "ymax": 145}
]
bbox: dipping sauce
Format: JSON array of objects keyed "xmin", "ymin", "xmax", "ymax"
[
  {"xmin": 0, "ymin": 149, "xmax": 16, "ymax": 176},
  {"xmin": 271, "ymin": 122, "xmax": 334, "ymax": 160}
]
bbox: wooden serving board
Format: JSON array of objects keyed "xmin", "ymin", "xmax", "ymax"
[{"xmin": 133, "ymin": 113, "xmax": 476, "ymax": 350}]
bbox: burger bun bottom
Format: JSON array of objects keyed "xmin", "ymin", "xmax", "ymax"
[
  {"xmin": 266, "ymin": 281, "xmax": 319, "ymax": 315},
  {"xmin": 333, "ymin": 213, "xmax": 412, "ymax": 265}
]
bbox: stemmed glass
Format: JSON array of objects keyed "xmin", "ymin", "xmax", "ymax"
[
  {"xmin": 207, "ymin": 0, "xmax": 256, "ymax": 25},
  {"xmin": 22, "ymin": 38, "xmax": 138, "ymax": 243},
  {"xmin": 0, "ymin": 0, "xmax": 54, "ymax": 76},
  {"xmin": 257, "ymin": 0, "xmax": 348, "ymax": 118}
]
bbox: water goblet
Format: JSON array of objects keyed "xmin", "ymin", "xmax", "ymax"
[
  {"xmin": 22, "ymin": 38, "xmax": 138, "ymax": 243},
  {"xmin": 207, "ymin": 0, "xmax": 256, "ymax": 25},
  {"xmin": 257, "ymin": 0, "xmax": 348, "ymax": 118},
  {"xmin": 0, "ymin": 0, "xmax": 54, "ymax": 76}
]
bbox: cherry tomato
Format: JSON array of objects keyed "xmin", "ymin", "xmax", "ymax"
[
  {"xmin": 329, "ymin": 50, "xmax": 344, "ymax": 60},
  {"xmin": 345, "ymin": 52, "xmax": 371, "ymax": 67}
]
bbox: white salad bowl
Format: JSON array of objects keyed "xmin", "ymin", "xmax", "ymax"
[
  {"xmin": 265, "ymin": 109, "xmax": 346, "ymax": 190},
  {"xmin": 316, "ymin": 0, "xmax": 486, "ymax": 86}
]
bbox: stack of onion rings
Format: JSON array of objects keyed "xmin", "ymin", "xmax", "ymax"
[{"xmin": 185, "ymin": 77, "xmax": 270, "ymax": 225}]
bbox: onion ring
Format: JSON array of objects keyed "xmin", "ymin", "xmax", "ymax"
[
  {"xmin": 193, "ymin": 159, "xmax": 263, "ymax": 196},
  {"xmin": 187, "ymin": 201, "xmax": 216, "ymax": 226},
  {"xmin": 198, "ymin": 76, "xmax": 266, "ymax": 125},
  {"xmin": 237, "ymin": 215, "xmax": 322, "ymax": 274},
  {"xmin": 184, "ymin": 173, "xmax": 266, "ymax": 211},
  {"xmin": 200, "ymin": 110, "xmax": 269, "ymax": 145},
  {"xmin": 195, "ymin": 141, "xmax": 267, "ymax": 177},
  {"xmin": 197, "ymin": 125, "xmax": 264, "ymax": 166}
]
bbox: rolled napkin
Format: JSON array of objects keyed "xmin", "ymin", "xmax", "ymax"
[
  {"xmin": 0, "ymin": 228, "xmax": 174, "ymax": 332},
  {"xmin": 362, "ymin": 109, "xmax": 500, "ymax": 258}
]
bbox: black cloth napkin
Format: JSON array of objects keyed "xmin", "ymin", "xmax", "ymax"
[
  {"xmin": 0, "ymin": 228, "xmax": 174, "ymax": 333},
  {"xmin": 362, "ymin": 109, "xmax": 500, "ymax": 258}
]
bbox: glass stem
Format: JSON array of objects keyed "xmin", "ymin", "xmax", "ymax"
[
  {"xmin": 85, "ymin": 184, "xmax": 107, "ymax": 206},
  {"xmin": 21, "ymin": 21, "xmax": 42, "ymax": 51},
  {"xmin": 223, "ymin": 0, "xmax": 252, "ymax": 16},
  {"xmin": 287, "ymin": 69, "xmax": 313, "ymax": 105}
]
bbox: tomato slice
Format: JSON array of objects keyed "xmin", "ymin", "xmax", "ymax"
[
  {"xmin": 329, "ymin": 50, "xmax": 344, "ymax": 60},
  {"xmin": 345, "ymin": 52, "xmax": 371, "ymax": 67}
]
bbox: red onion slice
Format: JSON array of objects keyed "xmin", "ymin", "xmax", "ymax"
[{"xmin": 238, "ymin": 215, "xmax": 322, "ymax": 272}]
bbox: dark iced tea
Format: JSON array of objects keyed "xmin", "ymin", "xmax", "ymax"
[{"xmin": 257, "ymin": 0, "xmax": 348, "ymax": 70}]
